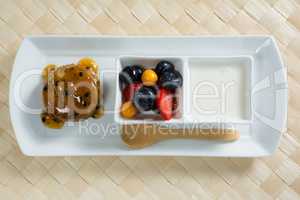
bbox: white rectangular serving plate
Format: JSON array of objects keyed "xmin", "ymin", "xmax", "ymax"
[{"xmin": 9, "ymin": 36, "xmax": 287, "ymax": 157}]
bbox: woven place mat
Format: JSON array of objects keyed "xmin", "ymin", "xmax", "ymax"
[{"xmin": 0, "ymin": 0, "xmax": 300, "ymax": 199}]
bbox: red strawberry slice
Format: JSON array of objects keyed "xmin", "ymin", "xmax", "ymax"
[
  {"xmin": 172, "ymin": 96, "xmax": 177, "ymax": 111},
  {"xmin": 122, "ymin": 83, "xmax": 142, "ymax": 102},
  {"xmin": 156, "ymin": 88, "xmax": 173, "ymax": 120}
]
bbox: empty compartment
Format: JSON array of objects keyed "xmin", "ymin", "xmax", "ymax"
[
  {"xmin": 115, "ymin": 56, "xmax": 187, "ymax": 125},
  {"xmin": 186, "ymin": 57, "xmax": 252, "ymax": 123}
]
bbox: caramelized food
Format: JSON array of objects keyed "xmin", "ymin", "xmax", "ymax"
[{"xmin": 41, "ymin": 58, "xmax": 103, "ymax": 129}]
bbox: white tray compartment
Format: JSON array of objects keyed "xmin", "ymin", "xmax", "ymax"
[
  {"xmin": 115, "ymin": 56, "xmax": 187, "ymax": 126},
  {"xmin": 185, "ymin": 56, "xmax": 252, "ymax": 123}
]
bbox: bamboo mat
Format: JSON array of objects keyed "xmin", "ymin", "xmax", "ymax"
[{"xmin": 0, "ymin": 0, "xmax": 300, "ymax": 199}]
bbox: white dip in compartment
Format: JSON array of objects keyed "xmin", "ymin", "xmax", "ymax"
[{"xmin": 187, "ymin": 57, "xmax": 251, "ymax": 122}]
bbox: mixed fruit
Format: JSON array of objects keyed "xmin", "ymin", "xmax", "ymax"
[{"xmin": 119, "ymin": 61, "xmax": 183, "ymax": 120}]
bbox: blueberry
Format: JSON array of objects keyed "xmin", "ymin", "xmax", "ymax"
[
  {"xmin": 155, "ymin": 61, "xmax": 175, "ymax": 76},
  {"xmin": 133, "ymin": 86, "xmax": 156, "ymax": 112},
  {"xmin": 119, "ymin": 73, "xmax": 130, "ymax": 90},
  {"xmin": 131, "ymin": 65, "xmax": 144, "ymax": 82},
  {"xmin": 147, "ymin": 85, "xmax": 158, "ymax": 95},
  {"xmin": 119, "ymin": 65, "xmax": 144, "ymax": 89},
  {"xmin": 158, "ymin": 70, "xmax": 183, "ymax": 90}
]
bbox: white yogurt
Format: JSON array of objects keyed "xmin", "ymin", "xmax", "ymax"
[{"xmin": 187, "ymin": 57, "xmax": 251, "ymax": 122}]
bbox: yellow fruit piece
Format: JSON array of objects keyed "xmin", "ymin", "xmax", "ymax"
[
  {"xmin": 142, "ymin": 69, "xmax": 158, "ymax": 86},
  {"xmin": 78, "ymin": 57, "xmax": 98, "ymax": 72},
  {"xmin": 121, "ymin": 101, "xmax": 137, "ymax": 118}
]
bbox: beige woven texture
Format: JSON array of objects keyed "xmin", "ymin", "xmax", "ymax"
[{"xmin": 1, "ymin": 0, "xmax": 300, "ymax": 199}]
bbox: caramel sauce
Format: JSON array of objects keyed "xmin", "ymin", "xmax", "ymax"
[{"xmin": 41, "ymin": 58, "xmax": 103, "ymax": 129}]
